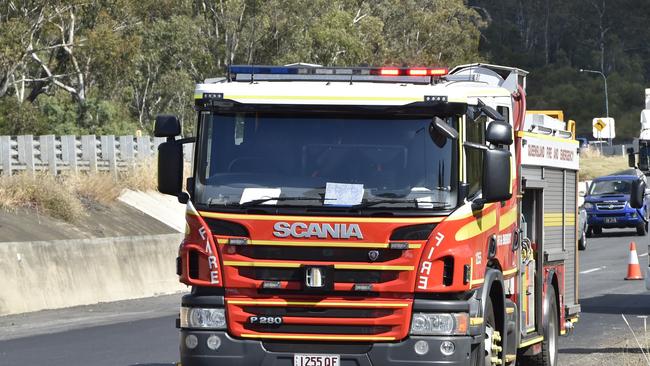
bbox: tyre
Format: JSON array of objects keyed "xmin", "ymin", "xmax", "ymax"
[
  {"xmin": 520, "ymin": 287, "xmax": 559, "ymax": 366},
  {"xmin": 636, "ymin": 222, "xmax": 647, "ymax": 236},
  {"xmin": 592, "ymin": 226, "xmax": 602, "ymax": 236},
  {"xmin": 578, "ymin": 228, "xmax": 587, "ymax": 250},
  {"xmin": 586, "ymin": 226, "xmax": 593, "ymax": 238},
  {"xmin": 476, "ymin": 296, "xmax": 502, "ymax": 366}
]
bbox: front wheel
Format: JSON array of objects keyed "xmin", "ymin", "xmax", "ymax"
[
  {"xmin": 592, "ymin": 226, "xmax": 602, "ymax": 236},
  {"xmin": 520, "ymin": 287, "xmax": 559, "ymax": 366},
  {"xmin": 578, "ymin": 228, "xmax": 587, "ymax": 250},
  {"xmin": 637, "ymin": 222, "xmax": 647, "ymax": 236}
]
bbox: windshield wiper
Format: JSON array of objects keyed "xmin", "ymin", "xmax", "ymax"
[
  {"xmin": 353, "ymin": 198, "xmax": 448, "ymax": 209},
  {"xmin": 238, "ymin": 196, "xmax": 322, "ymax": 207}
]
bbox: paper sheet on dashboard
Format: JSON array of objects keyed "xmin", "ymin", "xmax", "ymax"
[
  {"xmin": 239, "ymin": 188, "xmax": 281, "ymax": 205},
  {"xmin": 324, "ymin": 182, "xmax": 364, "ymax": 206}
]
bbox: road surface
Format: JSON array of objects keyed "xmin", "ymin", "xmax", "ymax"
[{"xmin": 0, "ymin": 229, "xmax": 648, "ymax": 365}]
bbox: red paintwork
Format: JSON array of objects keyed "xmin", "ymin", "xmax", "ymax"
[{"xmin": 176, "ymin": 86, "xmax": 572, "ymax": 342}]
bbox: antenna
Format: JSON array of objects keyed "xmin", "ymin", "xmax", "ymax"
[{"xmin": 248, "ymin": 1, "xmax": 259, "ymax": 83}]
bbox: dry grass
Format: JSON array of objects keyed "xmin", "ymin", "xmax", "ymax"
[
  {"xmin": 579, "ymin": 148, "xmax": 629, "ymax": 181},
  {"xmin": 0, "ymin": 159, "xmax": 171, "ymax": 222},
  {"xmin": 0, "ymin": 174, "xmax": 85, "ymax": 222}
]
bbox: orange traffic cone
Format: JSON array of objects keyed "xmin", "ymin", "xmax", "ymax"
[{"xmin": 625, "ymin": 242, "xmax": 644, "ymax": 280}]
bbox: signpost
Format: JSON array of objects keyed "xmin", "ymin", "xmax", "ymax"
[{"xmin": 593, "ymin": 117, "xmax": 615, "ymax": 154}]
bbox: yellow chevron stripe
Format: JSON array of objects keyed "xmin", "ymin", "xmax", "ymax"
[
  {"xmin": 455, "ymin": 210, "xmax": 497, "ymax": 241},
  {"xmin": 499, "ymin": 207, "xmax": 518, "ymax": 231}
]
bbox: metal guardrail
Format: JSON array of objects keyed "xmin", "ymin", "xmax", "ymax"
[{"xmin": 0, "ymin": 135, "xmax": 193, "ymax": 176}]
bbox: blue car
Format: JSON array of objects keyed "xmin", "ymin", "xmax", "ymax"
[{"xmin": 584, "ymin": 172, "xmax": 649, "ymax": 236}]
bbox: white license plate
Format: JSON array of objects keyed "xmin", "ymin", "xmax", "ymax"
[
  {"xmin": 604, "ymin": 217, "xmax": 617, "ymax": 223},
  {"xmin": 294, "ymin": 354, "xmax": 340, "ymax": 366}
]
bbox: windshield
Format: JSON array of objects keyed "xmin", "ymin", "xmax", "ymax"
[
  {"xmin": 589, "ymin": 179, "xmax": 632, "ymax": 195},
  {"xmin": 194, "ymin": 111, "xmax": 458, "ymax": 211}
]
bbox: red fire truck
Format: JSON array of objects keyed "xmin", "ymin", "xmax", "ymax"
[{"xmin": 155, "ymin": 64, "xmax": 643, "ymax": 365}]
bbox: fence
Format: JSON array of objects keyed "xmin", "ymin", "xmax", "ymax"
[{"xmin": 0, "ymin": 135, "xmax": 193, "ymax": 176}]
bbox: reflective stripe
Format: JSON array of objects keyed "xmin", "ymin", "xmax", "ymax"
[
  {"xmin": 455, "ymin": 210, "xmax": 497, "ymax": 241},
  {"xmin": 227, "ymin": 300, "xmax": 409, "ymax": 308},
  {"xmin": 223, "ymin": 260, "xmax": 413, "ymax": 271},
  {"xmin": 196, "ymin": 210, "xmax": 444, "ymax": 224},
  {"xmin": 519, "ymin": 336, "xmax": 544, "ymax": 348},
  {"xmin": 470, "ymin": 317, "xmax": 484, "ymax": 326},
  {"xmin": 240, "ymin": 333, "xmax": 396, "ymax": 341},
  {"xmin": 216, "ymin": 238, "xmax": 421, "ymax": 249}
]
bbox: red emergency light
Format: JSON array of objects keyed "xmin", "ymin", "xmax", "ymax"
[{"xmin": 378, "ymin": 67, "xmax": 448, "ymax": 77}]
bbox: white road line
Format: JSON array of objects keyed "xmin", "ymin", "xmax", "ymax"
[
  {"xmin": 639, "ymin": 253, "xmax": 648, "ymax": 257},
  {"xmin": 580, "ymin": 266, "xmax": 607, "ymax": 274}
]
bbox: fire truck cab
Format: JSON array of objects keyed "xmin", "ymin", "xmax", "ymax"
[{"xmin": 155, "ymin": 64, "xmax": 586, "ymax": 366}]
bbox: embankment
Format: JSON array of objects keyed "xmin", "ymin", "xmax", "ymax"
[{"xmin": 0, "ymin": 233, "xmax": 185, "ymax": 316}]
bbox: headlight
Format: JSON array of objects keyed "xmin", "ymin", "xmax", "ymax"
[
  {"xmin": 410, "ymin": 313, "xmax": 468, "ymax": 335},
  {"xmin": 583, "ymin": 202, "xmax": 594, "ymax": 210},
  {"xmin": 180, "ymin": 307, "xmax": 227, "ymax": 329}
]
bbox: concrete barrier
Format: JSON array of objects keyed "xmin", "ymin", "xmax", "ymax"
[{"xmin": 0, "ymin": 233, "xmax": 186, "ymax": 316}]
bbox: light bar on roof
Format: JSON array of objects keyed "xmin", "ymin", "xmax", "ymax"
[{"xmin": 227, "ymin": 65, "xmax": 448, "ymax": 83}]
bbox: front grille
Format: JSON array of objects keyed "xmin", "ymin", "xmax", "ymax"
[
  {"xmin": 238, "ymin": 268, "xmax": 399, "ymax": 283},
  {"xmin": 226, "ymin": 297, "xmax": 412, "ymax": 341},
  {"xmin": 595, "ymin": 213, "xmax": 626, "ymax": 218},
  {"xmin": 595, "ymin": 202, "xmax": 625, "ymax": 210},
  {"xmin": 245, "ymin": 323, "xmax": 392, "ymax": 335},
  {"xmin": 243, "ymin": 306, "xmax": 393, "ymax": 318},
  {"xmin": 232, "ymin": 246, "xmax": 402, "ymax": 262}
]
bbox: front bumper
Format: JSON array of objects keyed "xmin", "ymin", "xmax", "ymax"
[
  {"xmin": 180, "ymin": 330, "xmax": 479, "ymax": 366},
  {"xmin": 587, "ymin": 213, "xmax": 642, "ymax": 228}
]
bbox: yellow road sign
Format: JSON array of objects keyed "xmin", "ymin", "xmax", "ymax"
[{"xmin": 594, "ymin": 119, "xmax": 606, "ymax": 131}]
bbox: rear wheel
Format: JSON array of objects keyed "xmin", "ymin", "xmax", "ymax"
[
  {"xmin": 637, "ymin": 222, "xmax": 647, "ymax": 236},
  {"xmin": 520, "ymin": 287, "xmax": 559, "ymax": 366}
]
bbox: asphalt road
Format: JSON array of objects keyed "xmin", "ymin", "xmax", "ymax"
[
  {"xmin": 560, "ymin": 228, "xmax": 650, "ymax": 366},
  {"xmin": 0, "ymin": 229, "xmax": 649, "ymax": 366}
]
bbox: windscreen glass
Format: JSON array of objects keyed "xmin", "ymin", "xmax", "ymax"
[
  {"xmin": 589, "ymin": 179, "xmax": 632, "ymax": 195},
  {"xmin": 195, "ymin": 111, "xmax": 458, "ymax": 211}
]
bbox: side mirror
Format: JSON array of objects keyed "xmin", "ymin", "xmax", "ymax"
[
  {"xmin": 640, "ymin": 157, "xmax": 650, "ymax": 171},
  {"xmin": 155, "ymin": 115, "xmax": 181, "ymax": 138},
  {"xmin": 628, "ymin": 148, "xmax": 636, "ymax": 168},
  {"xmin": 486, "ymin": 121, "xmax": 513, "ymax": 146},
  {"xmin": 158, "ymin": 141, "xmax": 183, "ymax": 196},
  {"xmin": 630, "ymin": 179, "xmax": 646, "ymax": 209},
  {"xmin": 482, "ymin": 148, "xmax": 512, "ymax": 203}
]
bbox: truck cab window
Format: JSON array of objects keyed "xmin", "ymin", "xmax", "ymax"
[{"xmin": 466, "ymin": 115, "xmax": 486, "ymax": 197}]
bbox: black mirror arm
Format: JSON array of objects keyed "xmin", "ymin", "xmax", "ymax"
[
  {"xmin": 477, "ymin": 99, "xmax": 506, "ymax": 122},
  {"xmin": 463, "ymin": 141, "xmax": 489, "ymax": 151},
  {"xmin": 176, "ymin": 137, "xmax": 196, "ymax": 145}
]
